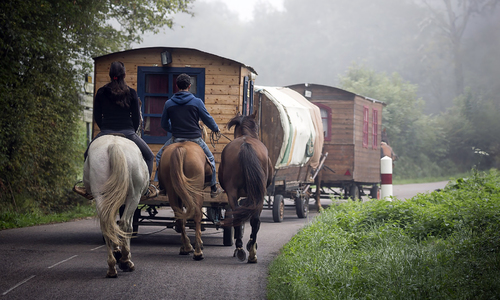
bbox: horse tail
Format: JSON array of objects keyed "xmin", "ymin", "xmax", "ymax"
[
  {"xmin": 169, "ymin": 146, "xmax": 200, "ymax": 219},
  {"xmin": 98, "ymin": 143, "xmax": 130, "ymax": 246},
  {"xmin": 230, "ymin": 142, "xmax": 266, "ymax": 226}
]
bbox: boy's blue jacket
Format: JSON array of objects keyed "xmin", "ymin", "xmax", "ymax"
[{"xmin": 161, "ymin": 91, "xmax": 219, "ymax": 138}]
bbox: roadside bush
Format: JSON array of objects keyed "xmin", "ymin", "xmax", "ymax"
[{"xmin": 267, "ymin": 169, "xmax": 500, "ymax": 299}]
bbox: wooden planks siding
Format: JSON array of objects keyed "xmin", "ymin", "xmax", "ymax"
[
  {"xmin": 287, "ymin": 83, "xmax": 384, "ymax": 186},
  {"xmin": 92, "ymin": 48, "xmax": 254, "ymax": 181}
]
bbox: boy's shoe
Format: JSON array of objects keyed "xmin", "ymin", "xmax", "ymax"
[
  {"xmin": 210, "ymin": 185, "xmax": 223, "ymax": 198},
  {"xmin": 145, "ymin": 184, "xmax": 159, "ymax": 198}
]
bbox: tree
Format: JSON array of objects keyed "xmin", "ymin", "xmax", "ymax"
[
  {"xmin": 439, "ymin": 89, "xmax": 500, "ymax": 170},
  {"xmin": 419, "ymin": 0, "xmax": 499, "ymax": 98},
  {"xmin": 0, "ymin": 0, "xmax": 192, "ymax": 212}
]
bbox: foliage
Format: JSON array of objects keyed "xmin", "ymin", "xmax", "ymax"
[
  {"xmin": 267, "ymin": 169, "xmax": 500, "ymax": 299},
  {"xmin": 438, "ymin": 89, "xmax": 500, "ymax": 170},
  {"xmin": 0, "ymin": 201, "xmax": 96, "ymax": 230},
  {"xmin": 339, "ymin": 64, "xmax": 455, "ymax": 178},
  {"xmin": 0, "ymin": 0, "xmax": 192, "ymax": 214},
  {"xmin": 339, "ymin": 63, "xmax": 500, "ymax": 178}
]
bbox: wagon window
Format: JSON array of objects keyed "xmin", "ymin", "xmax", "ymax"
[
  {"xmin": 363, "ymin": 106, "xmax": 369, "ymax": 148},
  {"xmin": 312, "ymin": 103, "xmax": 331, "ymax": 142},
  {"xmin": 372, "ymin": 109, "xmax": 378, "ymax": 149},
  {"xmin": 137, "ymin": 66, "xmax": 205, "ymax": 144}
]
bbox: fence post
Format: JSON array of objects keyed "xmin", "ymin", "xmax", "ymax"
[{"xmin": 381, "ymin": 156, "xmax": 393, "ymax": 200}]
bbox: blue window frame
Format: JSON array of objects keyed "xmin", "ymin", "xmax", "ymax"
[
  {"xmin": 242, "ymin": 76, "xmax": 254, "ymax": 116},
  {"xmin": 137, "ymin": 67, "xmax": 205, "ymax": 144}
]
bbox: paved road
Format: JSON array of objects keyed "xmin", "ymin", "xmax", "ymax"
[
  {"xmin": 393, "ymin": 181, "xmax": 449, "ymax": 200},
  {"xmin": 0, "ymin": 181, "xmax": 449, "ymax": 300}
]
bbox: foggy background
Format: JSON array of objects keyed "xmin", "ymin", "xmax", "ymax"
[{"xmin": 133, "ymin": 0, "xmax": 500, "ymax": 114}]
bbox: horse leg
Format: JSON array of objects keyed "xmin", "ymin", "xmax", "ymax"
[
  {"xmin": 233, "ymin": 223, "xmax": 246, "ymax": 261},
  {"xmin": 247, "ymin": 213, "xmax": 261, "ymax": 263},
  {"xmin": 192, "ymin": 204, "xmax": 204, "ymax": 261},
  {"xmin": 104, "ymin": 236, "xmax": 118, "ymax": 278},
  {"xmin": 117, "ymin": 215, "xmax": 135, "ymax": 272},
  {"xmin": 176, "ymin": 218, "xmax": 194, "ymax": 255},
  {"xmin": 228, "ymin": 193, "xmax": 246, "ymax": 261}
]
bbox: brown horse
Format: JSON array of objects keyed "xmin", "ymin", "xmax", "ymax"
[
  {"xmin": 157, "ymin": 141, "xmax": 212, "ymax": 260},
  {"xmin": 218, "ymin": 111, "xmax": 273, "ymax": 263},
  {"xmin": 381, "ymin": 128, "xmax": 398, "ymax": 167}
]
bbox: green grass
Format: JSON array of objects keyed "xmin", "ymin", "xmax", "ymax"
[
  {"xmin": 393, "ymin": 171, "xmax": 472, "ymax": 185},
  {"xmin": 0, "ymin": 202, "xmax": 95, "ymax": 230},
  {"xmin": 267, "ymin": 169, "xmax": 500, "ymax": 299}
]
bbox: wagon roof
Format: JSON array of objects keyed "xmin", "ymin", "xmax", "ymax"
[
  {"xmin": 93, "ymin": 47, "xmax": 258, "ymax": 75},
  {"xmin": 288, "ymin": 83, "xmax": 386, "ymax": 106}
]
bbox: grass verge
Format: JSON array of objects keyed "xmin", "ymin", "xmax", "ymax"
[
  {"xmin": 267, "ymin": 169, "xmax": 500, "ymax": 299},
  {"xmin": 0, "ymin": 202, "xmax": 95, "ymax": 230}
]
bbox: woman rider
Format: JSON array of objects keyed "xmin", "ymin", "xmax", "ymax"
[{"xmin": 73, "ymin": 61, "xmax": 158, "ymax": 199}]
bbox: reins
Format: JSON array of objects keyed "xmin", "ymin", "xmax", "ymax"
[{"xmin": 210, "ymin": 131, "xmax": 232, "ymax": 149}]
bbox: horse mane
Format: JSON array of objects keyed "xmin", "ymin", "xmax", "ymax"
[{"xmin": 227, "ymin": 113, "xmax": 259, "ymax": 139}]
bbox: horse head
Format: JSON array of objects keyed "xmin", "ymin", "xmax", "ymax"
[{"xmin": 227, "ymin": 111, "xmax": 259, "ymax": 139}]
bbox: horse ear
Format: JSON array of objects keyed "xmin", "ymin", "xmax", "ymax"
[{"xmin": 250, "ymin": 110, "xmax": 257, "ymax": 119}]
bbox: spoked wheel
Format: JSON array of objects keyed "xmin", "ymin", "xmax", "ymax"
[
  {"xmin": 272, "ymin": 194, "xmax": 284, "ymax": 222},
  {"xmin": 223, "ymin": 226, "xmax": 234, "ymax": 246},
  {"xmin": 295, "ymin": 194, "xmax": 309, "ymax": 218}
]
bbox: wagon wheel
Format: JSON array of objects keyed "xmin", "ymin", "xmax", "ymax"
[
  {"xmin": 295, "ymin": 193, "xmax": 309, "ymax": 219},
  {"xmin": 272, "ymin": 194, "xmax": 284, "ymax": 222},
  {"xmin": 222, "ymin": 207, "xmax": 234, "ymax": 246},
  {"xmin": 349, "ymin": 185, "xmax": 360, "ymax": 201},
  {"xmin": 223, "ymin": 226, "xmax": 234, "ymax": 246},
  {"xmin": 370, "ymin": 185, "xmax": 379, "ymax": 199},
  {"xmin": 132, "ymin": 208, "xmax": 141, "ymax": 236}
]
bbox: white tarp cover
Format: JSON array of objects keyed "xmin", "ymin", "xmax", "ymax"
[
  {"xmin": 280, "ymin": 88, "xmax": 324, "ymax": 169},
  {"xmin": 256, "ymin": 86, "xmax": 323, "ymax": 169}
]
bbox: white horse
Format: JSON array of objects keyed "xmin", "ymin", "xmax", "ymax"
[{"xmin": 83, "ymin": 135, "xmax": 149, "ymax": 278}]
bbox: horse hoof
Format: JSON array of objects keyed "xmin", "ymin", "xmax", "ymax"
[
  {"xmin": 234, "ymin": 248, "xmax": 246, "ymax": 262},
  {"xmin": 179, "ymin": 246, "xmax": 194, "ymax": 255},
  {"xmin": 246, "ymin": 240, "xmax": 257, "ymax": 251},
  {"xmin": 119, "ymin": 261, "xmax": 135, "ymax": 272},
  {"xmin": 193, "ymin": 254, "xmax": 204, "ymax": 261},
  {"xmin": 248, "ymin": 257, "xmax": 258, "ymax": 264},
  {"xmin": 106, "ymin": 272, "xmax": 118, "ymax": 278}
]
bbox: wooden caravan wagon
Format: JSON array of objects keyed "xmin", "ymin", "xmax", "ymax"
[
  {"xmin": 92, "ymin": 47, "xmax": 257, "ymax": 244},
  {"xmin": 254, "ymin": 86, "xmax": 326, "ymax": 222},
  {"xmin": 287, "ymin": 83, "xmax": 385, "ymax": 201}
]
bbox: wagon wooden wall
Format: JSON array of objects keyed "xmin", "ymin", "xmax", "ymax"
[
  {"xmin": 92, "ymin": 47, "xmax": 255, "ymax": 180},
  {"xmin": 287, "ymin": 84, "xmax": 384, "ymax": 186}
]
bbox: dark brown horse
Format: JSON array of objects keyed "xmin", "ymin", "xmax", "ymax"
[
  {"xmin": 219, "ymin": 111, "xmax": 273, "ymax": 263},
  {"xmin": 157, "ymin": 141, "xmax": 212, "ymax": 260}
]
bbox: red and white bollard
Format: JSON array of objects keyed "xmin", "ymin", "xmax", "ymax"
[{"xmin": 381, "ymin": 156, "xmax": 393, "ymax": 200}]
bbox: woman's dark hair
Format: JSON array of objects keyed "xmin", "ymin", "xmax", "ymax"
[{"xmin": 107, "ymin": 61, "xmax": 130, "ymax": 108}]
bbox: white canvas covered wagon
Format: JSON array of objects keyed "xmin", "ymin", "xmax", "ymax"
[{"xmin": 254, "ymin": 86, "xmax": 326, "ymax": 222}]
